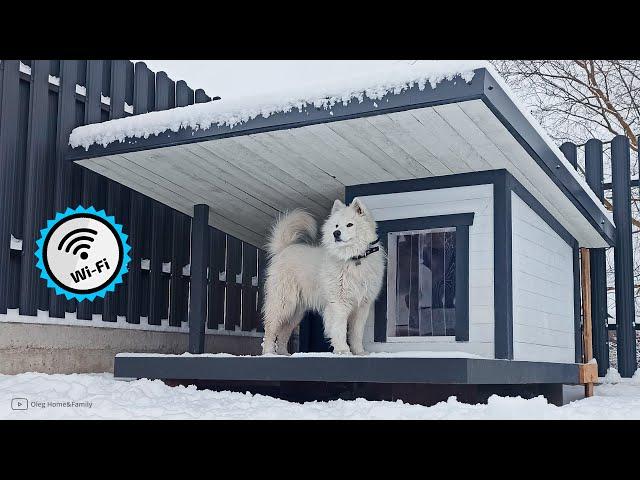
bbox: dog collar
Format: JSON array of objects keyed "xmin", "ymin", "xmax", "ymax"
[{"xmin": 351, "ymin": 238, "xmax": 380, "ymax": 265}]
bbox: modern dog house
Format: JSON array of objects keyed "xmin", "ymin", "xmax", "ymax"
[{"xmin": 65, "ymin": 63, "xmax": 616, "ymax": 405}]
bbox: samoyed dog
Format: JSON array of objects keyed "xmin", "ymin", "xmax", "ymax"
[{"xmin": 261, "ymin": 198, "xmax": 385, "ymax": 355}]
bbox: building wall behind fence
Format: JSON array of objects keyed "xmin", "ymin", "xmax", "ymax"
[{"xmin": 0, "ymin": 60, "xmax": 266, "ymax": 368}]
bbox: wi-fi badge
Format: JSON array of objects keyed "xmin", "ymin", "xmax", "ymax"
[{"xmin": 35, "ymin": 206, "xmax": 131, "ymax": 301}]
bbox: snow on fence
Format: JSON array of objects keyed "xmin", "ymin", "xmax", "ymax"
[{"xmin": 0, "ymin": 60, "xmax": 266, "ymax": 335}]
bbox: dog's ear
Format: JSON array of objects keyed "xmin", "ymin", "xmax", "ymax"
[
  {"xmin": 332, "ymin": 199, "xmax": 346, "ymax": 214},
  {"xmin": 351, "ymin": 198, "xmax": 368, "ymax": 216}
]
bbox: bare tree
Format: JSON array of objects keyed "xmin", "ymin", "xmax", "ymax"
[
  {"xmin": 491, "ymin": 60, "xmax": 640, "ymax": 330},
  {"xmin": 491, "ymin": 61, "xmax": 640, "ymax": 151}
]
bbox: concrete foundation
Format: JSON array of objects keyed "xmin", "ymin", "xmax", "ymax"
[{"xmin": 0, "ymin": 322, "xmax": 262, "ymax": 375}]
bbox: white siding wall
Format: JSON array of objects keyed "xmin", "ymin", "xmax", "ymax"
[
  {"xmin": 358, "ymin": 184, "xmax": 494, "ymax": 358},
  {"xmin": 511, "ymin": 192, "xmax": 575, "ymax": 363}
]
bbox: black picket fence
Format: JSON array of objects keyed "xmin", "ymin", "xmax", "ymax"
[{"xmin": 0, "ymin": 59, "xmax": 265, "ymax": 333}]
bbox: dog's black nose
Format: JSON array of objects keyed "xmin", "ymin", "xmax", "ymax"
[{"xmin": 333, "ymin": 230, "xmax": 341, "ymax": 239}]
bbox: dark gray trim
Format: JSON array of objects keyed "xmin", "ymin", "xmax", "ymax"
[
  {"xmin": 66, "ymin": 67, "xmax": 614, "ymax": 246},
  {"xmin": 346, "ymin": 169, "xmax": 505, "ymax": 202},
  {"xmin": 375, "ymin": 213, "xmax": 474, "ymax": 343},
  {"xmin": 493, "ymin": 171, "xmax": 513, "ymax": 360},
  {"xmin": 573, "ymin": 242, "xmax": 583, "ymax": 363},
  {"xmin": 114, "ymin": 355, "xmax": 582, "ymax": 385},
  {"xmin": 456, "ymin": 224, "xmax": 470, "ymax": 342},
  {"xmin": 188, "ymin": 204, "xmax": 209, "ymax": 354},
  {"xmin": 67, "ymin": 70, "xmax": 486, "ymax": 162}
]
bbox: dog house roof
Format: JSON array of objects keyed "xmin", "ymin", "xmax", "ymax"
[{"xmin": 66, "ymin": 62, "xmax": 615, "ymax": 249}]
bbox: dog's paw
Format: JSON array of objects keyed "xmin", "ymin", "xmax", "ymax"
[
  {"xmin": 350, "ymin": 348, "xmax": 367, "ymax": 356},
  {"xmin": 332, "ymin": 346, "xmax": 352, "ymax": 355}
]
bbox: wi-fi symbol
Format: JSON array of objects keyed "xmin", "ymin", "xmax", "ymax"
[{"xmin": 58, "ymin": 228, "xmax": 98, "ymax": 260}]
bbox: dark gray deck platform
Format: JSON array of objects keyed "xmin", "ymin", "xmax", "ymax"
[{"xmin": 114, "ymin": 354, "xmax": 581, "ymax": 385}]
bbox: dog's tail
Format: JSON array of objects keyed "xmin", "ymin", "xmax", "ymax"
[{"xmin": 266, "ymin": 209, "xmax": 317, "ymax": 256}]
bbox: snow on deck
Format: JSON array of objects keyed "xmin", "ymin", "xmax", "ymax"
[
  {"xmin": 2, "ymin": 371, "xmax": 639, "ymax": 419},
  {"xmin": 115, "ymin": 351, "xmax": 485, "ymax": 359}
]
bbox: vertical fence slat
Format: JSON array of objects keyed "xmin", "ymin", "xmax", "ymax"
[
  {"xmin": 256, "ymin": 249, "xmax": 266, "ymax": 333},
  {"xmin": 42, "ymin": 73, "xmax": 58, "ymax": 311},
  {"xmin": 560, "ymin": 142, "xmax": 578, "ymax": 169},
  {"xmin": 109, "ymin": 60, "xmax": 127, "ymax": 120},
  {"xmin": 161, "ymin": 207, "xmax": 172, "ymax": 318},
  {"xmin": 147, "ymin": 71, "xmax": 176, "ymax": 326},
  {"xmin": 611, "ymin": 135, "xmax": 637, "ymax": 377},
  {"xmin": 172, "ymin": 80, "xmax": 194, "ymax": 326},
  {"xmin": 9, "ymin": 70, "xmax": 30, "ymax": 311},
  {"xmin": 117, "ymin": 185, "xmax": 132, "ymax": 318},
  {"xmin": 152, "ymin": 72, "xmax": 176, "ymax": 322},
  {"xmin": 125, "ymin": 61, "xmax": 153, "ymax": 325},
  {"xmin": 195, "ymin": 88, "xmax": 210, "ymax": 104},
  {"xmin": 139, "ymin": 67, "xmax": 156, "ymax": 321},
  {"xmin": 176, "ymin": 80, "xmax": 194, "ymax": 107},
  {"xmin": 102, "ymin": 60, "xmax": 128, "ymax": 322},
  {"xmin": 19, "ymin": 60, "xmax": 51, "ymax": 316},
  {"xmin": 169, "ymin": 212, "xmax": 188, "ymax": 326},
  {"xmin": 139, "ymin": 194, "xmax": 152, "ymax": 320},
  {"xmin": 76, "ymin": 60, "xmax": 87, "ymax": 87},
  {"xmin": 188, "ymin": 204, "xmax": 209, "ymax": 353},
  {"xmin": 208, "ymin": 227, "xmax": 226, "ymax": 329},
  {"xmin": 241, "ymin": 243, "xmax": 257, "ymax": 331},
  {"xmin": 148, "ymin": 202, "xmax": 165, "ymax": 325},
  {"xmin": 0, "ymin": 60, "xmax": 20, "ymax": 314},
  {"xmin": 225, "ymin": 236, "xmax": 242, "ymax": 330},
  {"xmin": 49, "ymin": 60, "xmax": 77, "ymax": 318},
  {"xmin": 584, "ymin": 138, "xmax": 609, "ymax": 376},
  {"xmin": 126, "ymin": 190, "xmax": 143, "ymax": 324},
  {"xmin": 77, "ymin": 60, "xmax": 104, "ymax": 320}
]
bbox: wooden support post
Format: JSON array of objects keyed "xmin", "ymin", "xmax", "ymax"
[
  {"xmin": 188, "ymin": 204, "xmax": 209, "ymax": 354},
  {"xmin": 580, "ymin": 247, "xmax": 595, "ymax": 397}
]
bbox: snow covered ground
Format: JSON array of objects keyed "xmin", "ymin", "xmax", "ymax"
[{"xmin": 2, "ymin": 370, "xmax": 640, "ymax": 419}]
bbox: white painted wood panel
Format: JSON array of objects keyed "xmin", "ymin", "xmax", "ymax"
[
  {"xmin": 511, "ymin": 192, "xmax": 575, "ymax": 363},
  {"xmin": 231, "ymin": 134, "xmax": 341, "ymax": 203},
  {"xmin": 365, "ymin": 114, "xmax": 447, "ymax": 176},
  {"xmin": 199, "ymin": 137, "xmax": 329, "ymax": 217},
  {"xmin": 324, "ymin": 120, "xmax": 416, "ymax": 180},
  {"xmin": 358, "ymin": 184, "xmax": 494, "ymax": 358}
]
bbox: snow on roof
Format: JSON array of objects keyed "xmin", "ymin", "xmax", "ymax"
[
  {"xmin": 68, "ymin": 60, "xmax": 482, "ymax": 150},
  {"xmin": 68, "ymin": 60, "xmax": 613, "ymax": 224}
]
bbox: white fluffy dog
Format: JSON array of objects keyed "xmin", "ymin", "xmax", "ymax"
[{"xmin": 261, "ymin": 198, "xmax": 385, "ymax": 355}]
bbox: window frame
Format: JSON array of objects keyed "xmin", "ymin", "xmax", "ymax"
[{"xmin": 375, "ymin": 213, "xmax": 474, "ymax": 343}]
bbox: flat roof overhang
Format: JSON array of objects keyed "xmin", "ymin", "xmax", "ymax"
[
  {"xmin": 114, "ymin": 354, "xmax": 582, "ymax": 385},
  {"xmin": 67, "ymin": 68, "xmax": 615, "ymax": 248}
]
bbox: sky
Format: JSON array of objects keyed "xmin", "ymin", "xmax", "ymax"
[{"xmin": 139, "ymin": 60, "xmax": 415, "ymax": 100}]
